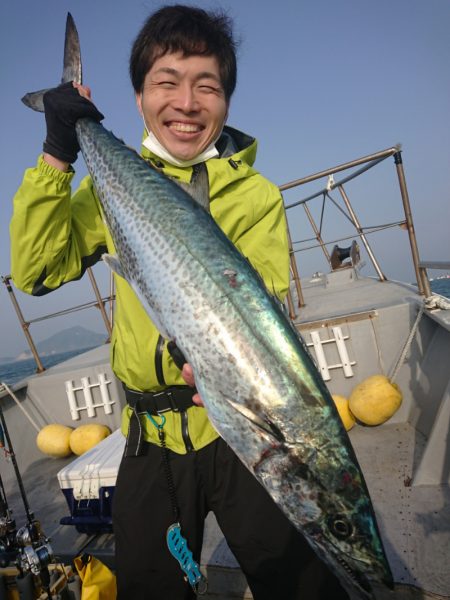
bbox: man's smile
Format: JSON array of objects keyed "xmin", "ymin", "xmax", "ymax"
[{"xmin": 167, "ymin": 122, "xmax": 204, "ymax": 133}]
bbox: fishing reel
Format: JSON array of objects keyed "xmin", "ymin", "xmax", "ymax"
[
  {"xmin": 0, "ymin": 518, "xmax": 18, "ymax": 567},
  {"xmin": 17, "ymin": 543, "xmax": 54, "ymax": 576},
  {"xmin": 0, "ymin": 514, "xmax": 16, "ymax": 541},
  {"xmin": 16, "ymin": 521, "xmax": 54, "ymax": 576}
]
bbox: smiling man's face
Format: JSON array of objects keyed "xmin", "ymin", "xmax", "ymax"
[{"xmin": 137, "ymin": 51, "xmax": 229, "ymax": 161}]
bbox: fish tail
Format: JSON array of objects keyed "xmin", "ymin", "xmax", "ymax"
[{"xmin": 21, "ymin": 12, "xmax": 82, "ymax": 113}]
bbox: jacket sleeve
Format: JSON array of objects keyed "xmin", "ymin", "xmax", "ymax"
[
  {"xmin": 233, "ymin": 179, "xmax": 291, "ymax": 301},
  {"xmin": 10, "ymin": 155, "xmax": 107, "ymax": 295}
]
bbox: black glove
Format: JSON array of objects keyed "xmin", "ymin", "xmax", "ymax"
[{"xmin": 43, "ymin": 82, "xmax": 104, "ymax": 164}]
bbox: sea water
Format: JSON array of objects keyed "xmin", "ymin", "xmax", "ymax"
[
  {"xmin": 429, "ymin": 277, "xmax": 450, "ymax": 299},
  {"xmin": 0, "ymin": 347, "xmax": 100, "ymax": 386}
]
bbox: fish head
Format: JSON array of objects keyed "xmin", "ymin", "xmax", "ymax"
[
  {"xmin": 216, "ymin": 386, "xmax": 394, "ymax": 598},
  {"xmin": 286, "ymin": 446, "xmax": 394, "ymax": 598}
]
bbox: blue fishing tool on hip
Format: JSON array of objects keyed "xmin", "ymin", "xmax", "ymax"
[
  {"xmin": 147, "ymin": 412, "xmax": 207, "ymax": 594},
  {"xmin": 167, "ymin": 523, "xmax": 207, "ymax": 593}
]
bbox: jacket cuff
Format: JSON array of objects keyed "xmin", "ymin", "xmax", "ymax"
[{"xmin": 37, "ymin": 154, "xmax": 75, "ymax": 184}]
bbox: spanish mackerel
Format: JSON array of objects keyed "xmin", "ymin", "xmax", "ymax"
[{"xmin": 22, "ymin": 13, "xmax": 393, "ymax": 599}]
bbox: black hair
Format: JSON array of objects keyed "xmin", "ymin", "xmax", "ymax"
[{"xmin": 129, "ymin": 4, "xmax": 237, "ymax": 101}]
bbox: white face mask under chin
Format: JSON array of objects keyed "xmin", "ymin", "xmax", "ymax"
[{"xmin": 141, "ymin": 116, "xmax": 220, "ymax": 167}]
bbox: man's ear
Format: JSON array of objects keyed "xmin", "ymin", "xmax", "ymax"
[{"xmin": 136, "ymin": 92, "xmax": 143, "ymax": 116}]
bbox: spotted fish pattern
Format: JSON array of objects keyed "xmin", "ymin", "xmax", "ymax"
[{"xmin": 76, "ymin": 117, "xmax": 393, "ymax": 598}]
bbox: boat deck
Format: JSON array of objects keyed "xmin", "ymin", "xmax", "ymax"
[
  {"xmin": 3, "ymin": 420, "xmax": 448, "ymax": 598},
  {"xmin": 293, "ymin": 269, "xmax": 450, "ymax": 332},
  {"xmin": 293, "ymin": 270, "xmax": 417, "ymax": 321}
]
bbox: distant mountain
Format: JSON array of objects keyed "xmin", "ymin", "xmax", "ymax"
[
  {"xmin": 36, "ymin": 325, "xmax": 106, "ymax": 354},
  {"xmin": 0, "ymin": 326, "xmax": 107, "ymax": 364}
]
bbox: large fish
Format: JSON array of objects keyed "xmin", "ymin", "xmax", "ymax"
[{"xmin": 22, "ymin": 13, "xmax": 393, "ymax": 599}]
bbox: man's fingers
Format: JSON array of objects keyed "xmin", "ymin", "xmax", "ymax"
[
  {"xmin": 181, "ymin": 363, "xmax": 195, "ymax": 387},
  {"xmin": 181, "ymin": 364, "xmax": 204, "ymax": 407},
  {"xmin": 73, "ymin": 81, "xmax": 92, "ymax": 100},
  {"xmin": 192, "ymin": 393, "xmax": 204, "ymax": 407}
]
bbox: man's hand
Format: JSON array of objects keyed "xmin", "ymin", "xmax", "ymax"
[
  {"xmin": 181, "ymin": 363, "xmax": 204, "ymax": 407},
  {"xmin": 167, "ymin": 341, "xmax": 204, "ymax": 407},
  {"xmin": 43, "ymin": 81, "xmax": 104, "ymax": 168}
]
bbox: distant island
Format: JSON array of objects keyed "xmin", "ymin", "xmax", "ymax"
[{"xmin": 0, "ymin": 326, "xmax": 107, "ymax": 365}]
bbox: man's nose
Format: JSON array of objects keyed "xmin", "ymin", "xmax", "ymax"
[{"xmin": 174, "ymin": 84, "xmax": 199, "ymax": 112}]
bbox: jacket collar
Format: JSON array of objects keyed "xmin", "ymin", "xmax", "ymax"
[
  {"xmin": 141, "ymin": 126, "xmax": 257, "ymax": 172},
  {"xmin": 140, "ymin": 125, "xmax": 259, "ymax": 199}
]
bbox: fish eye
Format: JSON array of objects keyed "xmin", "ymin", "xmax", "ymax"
[{"xmin": 328, "ymin": 515, "xmax": 353, "ymax": 539}]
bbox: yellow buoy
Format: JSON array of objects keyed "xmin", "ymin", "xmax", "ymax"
[
  {"xmin": 349, "ymin": 375, "xmax": 402, "ymax": 426},
  {"xmin": 36, "ymin": 424, "xmax": 73, "ymax": 458},
  {"xmin": 69, "ymin": 424, "xmax": 111, "ymax": 456},
  {"xmin": 332, "ymin": 395, "xmax": 356, "ymax": 431}
]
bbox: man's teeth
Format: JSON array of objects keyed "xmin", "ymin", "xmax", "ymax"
[{"xmin": 170, "ymin": 123, "xmax": 200, "ymax": 133}]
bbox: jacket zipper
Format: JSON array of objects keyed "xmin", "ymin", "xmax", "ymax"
[{"xmin": 180, "ymin": 410, "xmax": 194, "ymax": 452}]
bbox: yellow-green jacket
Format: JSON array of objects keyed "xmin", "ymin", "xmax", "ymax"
[{"xmin": 10, "ymin": 126, "xmax": 290, "ymax": 453}]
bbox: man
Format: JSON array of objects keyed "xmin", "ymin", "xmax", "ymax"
[{"xmin": 11, "ymin": 5, "xmax": 349, "ymax": 600}]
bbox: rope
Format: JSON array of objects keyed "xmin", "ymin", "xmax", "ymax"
[
  {"xmin": 390, "ymin": 292, "xmax": 450, "ymax": 383},
  {"xmin": 369, "ymin": 317, "xmax": 386, "ymax": 376},
  {"xmin": 424, "ymin": 294, "xmax": 450, "ymax": 310},
  {"xmin": 389, "ymin": 303, "xmax": 425, "ymax": 384},
  {"xmin": 0, "ymin": 382, "xmax": 41, "ymax": 433}
]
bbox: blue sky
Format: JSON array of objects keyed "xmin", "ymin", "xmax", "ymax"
[{"xmin": 1, "ymin": 0, "xmax": 449, "ymax": 358}]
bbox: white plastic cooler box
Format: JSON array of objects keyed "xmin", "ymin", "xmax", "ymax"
[{"xmin": 57, "ymin": 429, "xmax": 125, "ymax": 534}]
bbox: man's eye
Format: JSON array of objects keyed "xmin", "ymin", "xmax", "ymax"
[{"xmin": 198, "ymin": 85, "xmax": 220, "ymax": 94}]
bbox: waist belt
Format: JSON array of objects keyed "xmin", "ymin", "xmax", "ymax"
[{"xmin": 123, "ymin": 384, "xmax": 196, "ymax": 457}]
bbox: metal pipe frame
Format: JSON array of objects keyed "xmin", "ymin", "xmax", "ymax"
[
  {"xmin": 303, "ymin": 202, "xmax": 331, "ymax": 264},
  {"xmin": 419, "ymin": 261, "xmax": 450, "ymax": 270},
  {"xmin": 394, "ymin": 152, "xmax": 431, "ymax": 297},
  {"xmin": 280, "ymin": 145, "xmax": 430, "ymax": 304},
  {"xmin": 337, "ymin": 184, "xmax": 386, "ymax": 281},
  {"xmin": 286, "ymin": 226, "xmax": 304, "ymax": 314},
  {"xmin": 109, "ymin": 270, "xmax": 115, "ymax": 329},
  {"xmin": 280, "ymin": 145, "xmax": 400, "ymax": 193},
  {"xmin": 87, "ymin": 267, "xmax": 112, "ymax": 339},
  {"xmin": 281, "ymin": 148, "xmax": 398, "ymax": 312},
  {"xmin": 1, "ymin": 276, "xmax": 45, "ymax": 373},
  {"xmin": 2, "ymin": 269, "xmax": 114, "ymax": 376}
]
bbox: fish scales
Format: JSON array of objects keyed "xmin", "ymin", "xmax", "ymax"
[{"xmin": 76, "ymin": 118, "xmax": 392, "ymax": 598}]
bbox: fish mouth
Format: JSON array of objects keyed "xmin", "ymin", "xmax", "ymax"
[
  {"xmin": 335, "ymin": 553, "xmax": 374, "ymax": 596},
  {"xmin": 334, "ymin": 552, "xmax": 393, "ymax": 598}
]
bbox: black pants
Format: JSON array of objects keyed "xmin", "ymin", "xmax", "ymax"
[{"xmin": 112, "ymin": 437, "xmax": 349, "ymax": 600}]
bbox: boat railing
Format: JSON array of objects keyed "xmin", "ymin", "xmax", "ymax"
[
  {"xmin": 419, "ymin": 261, "xmax": 450, "ymax": 271},
  {"xmin": 1, "ymin": 269, "xmax": 115, "ymax": 374},
  {"xmin": 280, "ymin": 145, "xmax": 431, "ymax": 319},
  {"xmin": 2, "ymin": 145, "xmax": 435, "ymax": 370}
]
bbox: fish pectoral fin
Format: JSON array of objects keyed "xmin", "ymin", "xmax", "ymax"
[
  {"xmin": 226, "ymin": 399, "xmax": 285, "ymax": 443},
  {"xmin": 102, "ymin": 253, "xmax": 126, "ymax": 278}
]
